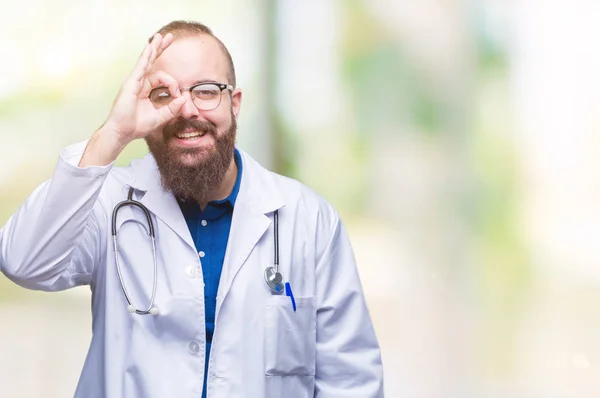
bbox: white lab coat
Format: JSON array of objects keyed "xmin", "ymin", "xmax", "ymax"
[{"xmin": 0, "ymin": 141, "xmax": 384, "ymax": 398}]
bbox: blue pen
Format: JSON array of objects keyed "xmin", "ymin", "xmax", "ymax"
[{"xmin": 285, "ymin": 282, "xmax": 296, "ymax": 312}]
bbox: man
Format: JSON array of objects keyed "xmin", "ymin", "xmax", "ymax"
[{"xmin": 0, "ymin": 20, "xmax": 383, "ymax": 397}]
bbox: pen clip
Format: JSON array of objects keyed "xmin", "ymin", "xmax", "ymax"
[{"xmin": 285, "ymin": 282, "xmax": 296, "ymax": 312}]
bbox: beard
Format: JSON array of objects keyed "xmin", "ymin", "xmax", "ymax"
[{"xmin": 145, "ymin": 112, "xmax": 237, "ymax": 203}]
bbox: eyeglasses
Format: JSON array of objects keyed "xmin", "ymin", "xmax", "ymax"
[{"xmin": 149, "ymin": 82, "xmax": 234, "ymax": 111}]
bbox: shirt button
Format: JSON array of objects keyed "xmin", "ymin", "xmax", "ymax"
[
  {"xmin": 201, "ymin": 220, "xmax": 208, "ymax": 227},
  {"xmin": 199, "ymin": 251, "xmax": 205, "ymax": 258},
  {"xmin": 185, "ymin": 265, "xmax": 197, "ymax": 278},
  {"xmin": 188, "ymin": 341, "xmax": 200, "ymax": 355}
]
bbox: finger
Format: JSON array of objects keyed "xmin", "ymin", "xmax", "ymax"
[
  {"xmin": 139, "ymin": 77, "xmax": 153, "ymax": 99},
  {"xmin": 146, "ymin": 71, "xmax": 181, "ymax": 98},
  {"xmin": 155, "ymin": 33, "xmax": 173, "ymax": 59},
  {"xmin": 144, "ymin": 46, "xmax": 157, "ymax": 77},
  {"xmin": 145, "ymin": 34, "xmax": 163, "ymax": 74},
  {"xmin": 158, "ymin": 96, "xmax": 186, "ymax": 122},
  {"xmin": 144, "ymin": 33, "xmax": 173, "ymax": 77},
  {"xmin": 129, "ymin": 43, "xmax": 153, "ymax": 82}
]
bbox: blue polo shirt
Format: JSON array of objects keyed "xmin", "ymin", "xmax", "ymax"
[{"xmin": 178, "ymin": 149, "xmax": 242, "ymax": 398}]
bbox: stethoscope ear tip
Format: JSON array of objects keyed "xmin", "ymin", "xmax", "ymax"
[
  {"xmin": 127, "ymin": 305, "xmax": 136, "ymax": 313},
  {"xmin": 149, "ymin": 307, "xmax": 159, "ymax": 315}
]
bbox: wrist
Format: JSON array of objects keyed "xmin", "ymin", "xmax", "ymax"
[
  {"xmin": 96, "ymin": 123, "xmax": 132, "ymax": 149},
  {"xmin": 78, "ymin": 127, "xmax": 129, "ymax": 168}
]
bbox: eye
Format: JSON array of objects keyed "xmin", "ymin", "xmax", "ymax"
[
  {"xmin": 192, "ymin": 84, "xmax": 220, "ymax": 100},
  {"xmin": 149, "ymin": 88, "xmax": 172, "ymax": 103}
]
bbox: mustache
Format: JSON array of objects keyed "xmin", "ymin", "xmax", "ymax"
[{"xmin": 163, "ymin": 118, "xmax": 217, "ymax": 137}]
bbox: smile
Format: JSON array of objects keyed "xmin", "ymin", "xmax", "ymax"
[{"xmin": 175, "ymin": 131, "xmax": 206, "ymax": 139}]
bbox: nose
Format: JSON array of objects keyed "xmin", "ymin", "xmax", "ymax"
[{"xmin": 179, "ymin": 91, "xmax": 200, "ymax": 118}]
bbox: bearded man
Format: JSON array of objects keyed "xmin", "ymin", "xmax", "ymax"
[{"xmin": 0, "ymin": 20, "xmax": 384, "ymax": 398}]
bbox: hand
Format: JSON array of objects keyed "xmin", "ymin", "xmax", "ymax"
[
  {"xmin": 102, "ymin": 33, "xmax": 186, "ymax": 145},
  {"xmin": 79, "ymin": 33, "xmax": 185, "ymax": 168}
]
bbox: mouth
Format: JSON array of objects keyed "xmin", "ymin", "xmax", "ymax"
[{"xmin": 174, "ymin": 130, "xmax": 207, "ymax": 140}]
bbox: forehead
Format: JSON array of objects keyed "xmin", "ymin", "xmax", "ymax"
[{"xmin": 151, "ymin": 35, "xmax": 229, "ymax": 85}]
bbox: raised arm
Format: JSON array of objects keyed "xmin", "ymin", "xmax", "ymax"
[{"xmin": 0, "ymin": 33, "xmax": 184, "ymax": 291}]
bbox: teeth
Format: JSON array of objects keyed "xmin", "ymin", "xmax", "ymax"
[{"xmin": 176, "ymin": 131, "xmax": 205, "ymax": 139}]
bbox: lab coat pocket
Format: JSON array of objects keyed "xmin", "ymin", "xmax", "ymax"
[{"xmin": 265, "ymin": 295, "xmax": 316, "ymax": 376}]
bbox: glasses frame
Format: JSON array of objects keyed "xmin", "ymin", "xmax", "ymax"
[{"xmin": 149, "ymin": 82, "xmax": 234, "ymax": 111}]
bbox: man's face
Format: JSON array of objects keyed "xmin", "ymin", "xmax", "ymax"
[{"xmin": 145, "ymin": 35, "xmax": 242, "ymax": 200}]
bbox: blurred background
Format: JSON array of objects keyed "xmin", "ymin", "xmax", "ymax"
[{"xmin": 1, "ymin": 0, "xmax": 600, "ymax": 396}]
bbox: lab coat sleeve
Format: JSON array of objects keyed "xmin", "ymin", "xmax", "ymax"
[
  {"xmin": 0, "ymin": 141, "xmax": 112, "ymax": 291},
  {"xmin": 314, "ymin": 216, "xmax": 384, "ymax": 397}
]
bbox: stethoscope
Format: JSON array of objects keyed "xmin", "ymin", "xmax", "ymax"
[
  {"xmin": 112, "ymin": 188, "xmax": 159, "ymax": 315},
  {"xmin": 263, "ymin": 209, "xmax": 285, "ymax": 294},
  {"xmin": 112, "ymin": 187, "xmax": 285, "ymax": 316}
]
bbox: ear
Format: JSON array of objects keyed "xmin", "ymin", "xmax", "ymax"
[{"xmin": 231, "ymin": 88, "xmax": 242, "ymax": 118}]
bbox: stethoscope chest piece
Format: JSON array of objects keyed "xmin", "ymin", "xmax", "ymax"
[{"xmin": 264, "ymin": 266, "xmax": 284, "ymax": 294}]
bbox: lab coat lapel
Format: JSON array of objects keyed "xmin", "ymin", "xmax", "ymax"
[
  {"xmin": 217, "ymin": 150, "xmax": 284, "ymax": 310},
  {"xmin": 128, "ymin": 154, "xmax": 195, "ymax": 249},
  {"xmin": 219, "ymin": 201, "xmax": 272, "ymax": 300},
  {"xmin": 139, "ymin": 186, "xmax": 195, "ymax": 249}
]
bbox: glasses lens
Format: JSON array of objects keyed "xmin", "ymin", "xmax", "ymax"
[
  {"xmin": 149, "ymin": 87, "xmax": 173, "ymax": 107},
  {"xmin": 191, "ymin": 84, "xmax": 222, "ymax": 110}
]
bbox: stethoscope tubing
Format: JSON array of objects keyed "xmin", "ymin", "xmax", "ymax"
[
  {"xmin": 273, "ymin": 209, "xmax": 279, "ymax": 274},
  {"xmin": 112, "ymin": 188, "xmax": 159, "ymax": 315}
]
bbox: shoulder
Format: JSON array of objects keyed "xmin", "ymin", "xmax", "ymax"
[
  {"xmin": 239, "ymin": 149, "xmax": 340, "ymax": 230},
  {"xmin": 105, "ymin": 156, "xmax": 149, "ymax": 186},
  {"xmin": 58, "ymin": 140, "xmax": 160, "ymax": 203}
]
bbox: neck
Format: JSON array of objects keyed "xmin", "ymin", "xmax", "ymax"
[{"xmin": 195, "ymin": 156, "xmax": 238, "ymax": 210}]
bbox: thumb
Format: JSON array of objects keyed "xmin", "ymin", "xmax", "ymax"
[{"xmin": 158, "ymin": 96, "xmax": 186, "ymax": 124}]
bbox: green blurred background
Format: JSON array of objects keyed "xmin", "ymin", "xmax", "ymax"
[{"xmin": 2, "ymin": 0, "xmax": 600, "ymax": 396}]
